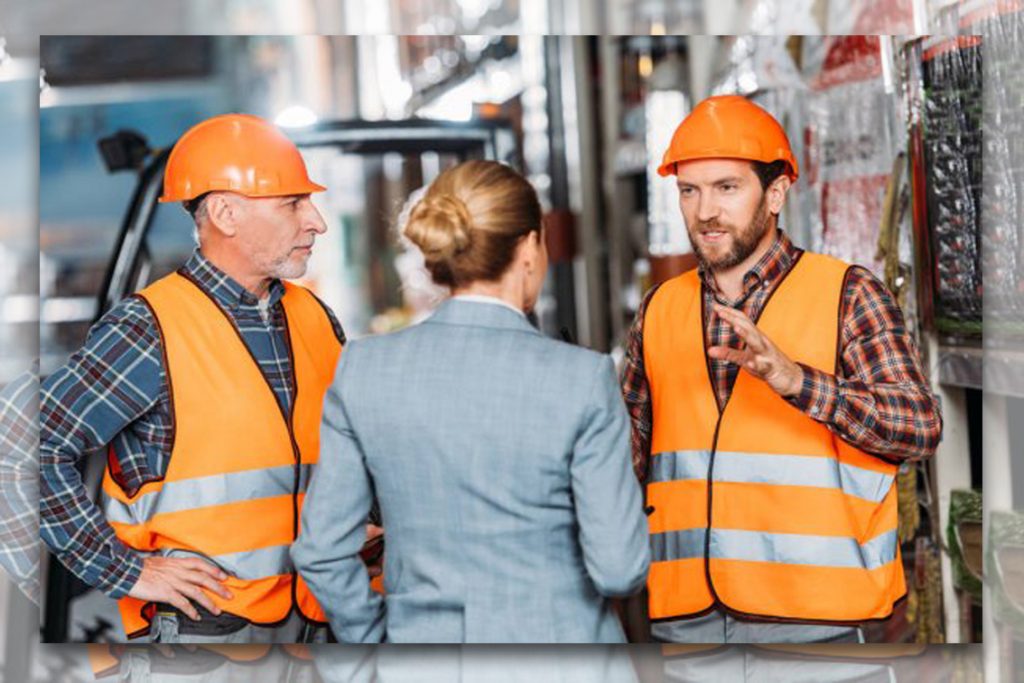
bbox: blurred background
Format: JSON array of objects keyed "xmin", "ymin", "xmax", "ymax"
[
  {"xmin": 0, "ymin": 0, "xmax": 1020, "ymax": 680},
  {"xmin": 0, "ymin": 0, "xmax": 934, "ymax": 40}
]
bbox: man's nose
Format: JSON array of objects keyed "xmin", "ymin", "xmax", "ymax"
[
  {"xmin": 696, "ymin": 192, "xmax": 720, "ymax": 224},
  {"xmin": 304, "ymin": 201, "xmax": 328, "ymax": 234}
]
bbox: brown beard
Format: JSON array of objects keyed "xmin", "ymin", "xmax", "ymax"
[{"xmin": 690, "ymin": 194, "xmax": 772, "ymax": 271}]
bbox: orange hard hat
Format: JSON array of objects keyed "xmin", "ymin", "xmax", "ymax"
[
  {"xmin": 657, "ymin": 95, "xmax": 798, "ymax": 182},
  {"xmin": 159, "ymin": 113, "xmax": 326, "ymax": 203}
]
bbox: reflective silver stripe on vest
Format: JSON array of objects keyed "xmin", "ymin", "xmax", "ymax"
[
  {"xmin": 214, "ymin": 544, "xmax": 294, "ymax": 579},
  {"xmin": 650, "ymin": 528, "xmax": 706, "ymax": 562},
  {"xmin": 651, "ymin": 528, "xmax": 897, "ymax": 570},
  {"xmin": 648, "ymin": 450, "xmax": 894, "ymax": 503},
  {"xmin": 103, "ymin": 463, "xmax": 314, "ymax": 526},
  {"xmin": 648, "ymin": 450, "xmax": 711, "ymax": 484},
  {"xmin": 157, "ymin": 545, "xmax": 294, "ymax": 580}
]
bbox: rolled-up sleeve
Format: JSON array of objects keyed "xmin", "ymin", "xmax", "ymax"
[
  {"xmin": 620, "ymin": 285, "xmax": 661, "ymax": 483},
  {"xmin": 40, "ymin": 301, "xmax": 164, "ymax": 598},
  {"xmin": 786, "ymin": 267, "xmax": 942, "ymax": 462}
]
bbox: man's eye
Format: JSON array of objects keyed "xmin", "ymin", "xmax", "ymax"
[{"xmin": 678, "ymin": 187, "xmax": 694, "ymax": 196}]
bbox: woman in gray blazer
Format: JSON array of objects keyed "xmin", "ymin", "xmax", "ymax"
[{"xmin": 292, "ymin": 160, "xmax": 649, "ymax": 644}]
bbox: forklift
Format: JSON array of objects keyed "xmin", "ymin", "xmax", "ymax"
[{"xmin": 42, "ymin": 116, "xmax": 519, "ymax": 644}]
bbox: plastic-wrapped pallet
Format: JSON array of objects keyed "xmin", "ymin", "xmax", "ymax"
[
  {"xmin": 918, "ymin": 34, "xmax": 985, "ymax": 334},
  {"xmin": 970, "ymin": 4, "xmax": 1024, "ymax": 329},
  {"xmin": 802, "ymin": 36, "xmax": 902, "ymax": 278}
]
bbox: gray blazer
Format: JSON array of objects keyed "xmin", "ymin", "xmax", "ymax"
[{"xmin": 292, "ymin": 298, "xmax": 649, "ymax": 644}]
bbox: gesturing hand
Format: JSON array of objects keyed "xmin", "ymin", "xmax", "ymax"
[
  {"xmin": 707, "ymin": 303, "xmax": 804, "ymax": 397},
  {"xmin": 127, "ymin": 555, "xmax": 234, "ymax": 621}
]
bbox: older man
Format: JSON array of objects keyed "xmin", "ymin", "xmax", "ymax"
[
  {"xmin": 41, "ymin": 114, "xmax": 343, "ymax": 644},
  {"xmin": 623, "ymin": 95, "xmax": 942, "ymax": 643}
]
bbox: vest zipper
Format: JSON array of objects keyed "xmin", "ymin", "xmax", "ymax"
[
  {"xmin": 699, "ymin": 399, "xmax": 907, "ymax": 627},
  {"xmin": 699, "ymin": 281, "xmax": 727, "ymax": 611},
  {"xmin": 171, "ymin": 272, "xmax": 316, "ymax": 631},
  {"xmin": 703, "ymin": 414, "xmax": 724, "ymax": 609},
  {"xmin": 278, "ymin": 302, "xmax": 329, "ymax": 632},
  {"xmin": 277, "ymin": 306, "xmax": 302, "ymax": 543},
  {"xmin": 277, "ymin": 305, "xmax": 314, "ymax": 630}
]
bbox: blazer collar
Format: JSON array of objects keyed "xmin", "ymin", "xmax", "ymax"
[{"xmin": 426, "ymin": 298, "xmax": 542, "ymax": 335}]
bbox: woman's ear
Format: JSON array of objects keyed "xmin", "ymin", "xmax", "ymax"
[{"xmin": 522, "ymin": 230, "xmax": 543, "ymax": 272}]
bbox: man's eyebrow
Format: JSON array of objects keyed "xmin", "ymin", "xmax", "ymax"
[{"xmin": 676, "ymin": 177, "xmax": 744, "ymax": 188}]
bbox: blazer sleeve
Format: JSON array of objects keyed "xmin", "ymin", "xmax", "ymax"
[
  {"xmin": 570, "ymin": 355, "xmax": 650, "ymax": 597},
  {"xmin": 291, "ymin": 344, "xmax": 385, "ymax": 643}
]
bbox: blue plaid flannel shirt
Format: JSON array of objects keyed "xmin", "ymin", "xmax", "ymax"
[
  {"xmin": 0, "ymin": 361, "xmax": 41, "ymax": 604},
  {"xmin": 40, "ymin": 251, "xmax": 344, "ymax": 599}
]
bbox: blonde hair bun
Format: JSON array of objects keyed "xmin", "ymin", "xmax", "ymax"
[
  {"xmin": 404, "ymin": 193, "xmax": 473, "ymax": 262},
  {"xmin": 399, "ymin": 160, "xmax": 541, "ymax": 289}
]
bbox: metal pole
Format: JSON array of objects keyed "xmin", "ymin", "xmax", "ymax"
[
  {"xmin": 544, "ymin": 36, "xmax": 578, "ymax": 341},
  {"xmin": 567, "ymin": 36, "xmax": 608, "ymax": 351},
  {"xmin": 598, "ymin": 36, "xmax": 628, "ymax": 348}
]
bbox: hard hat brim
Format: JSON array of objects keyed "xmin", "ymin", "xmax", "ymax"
[
  {"xmin": 158, "ymin": 180, "xmax": 327, "ymax": 203},
  {"xmin": 657, "ymin": 155, "xmax": 798, "ymax": 182}
]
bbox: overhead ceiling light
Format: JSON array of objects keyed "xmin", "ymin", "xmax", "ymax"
[{"xmin": 274, "ymin": 105, "xmax": 318, "ymax": 128}]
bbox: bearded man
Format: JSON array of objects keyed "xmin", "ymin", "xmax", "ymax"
[{"xmin": 621, "ymin": 95, "xmax": 942, "ymax": 643}]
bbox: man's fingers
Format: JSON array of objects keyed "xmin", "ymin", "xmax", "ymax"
[
  {"xmin": 165, "ymin": 557, "xmax": 232, "ymax": 598},
  {"xmin": 707, "ymin": 346, "xmax": 749, "ymax": 366},
  {"xmin": 709, "ymin": 346, "xmax": 768, "ymax": 377},
  {"xmin": 167, "ymin": 577, "xmax": 220, "ymax": 618},
  {"xmin": 171, "ymin": 579, "xmax": 219, "ymax": 617},
  {"xmin": 714, "ymin": 305, "xmax": 766, "ymax": 350},
  {"xmin": 713, "ymin": 303, "xmax": 754, "ymax": 332},
  {"xmin": 165, "ymin": 591, "xmax": 201, "ymax": 622},
  {"xmin": 712, "ymin": 304, "xmax": 748, "ymax": 334},
  {"xmin": 179, "ymin": 568, "xmax": 234, "ymax": 601},
  {"xmin": 736, "ymin": 325, "xmax": 765, "ymax": 352},
  {"xmin": 715, "ymin": 305, "xmax": 772, "ymax": 354},
  {"xmin": 182, "ymin": 557, "xmax": 229, "ymax": 580}
]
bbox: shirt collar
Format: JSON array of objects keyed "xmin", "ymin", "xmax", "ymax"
[
  {"xmin": 182, "ymin": 251, "xmax": 286, "ymax": 311},
  {"xmin": 450, "ymin": 294, "xmax": 527, "ymax": 318},
  {"xmin": 698, "ymin": 230, "xmax": 801, "ymax": 301},
  {"xmin": 430, "ymin": 297, "xmax": 540, "ymax": 334}
]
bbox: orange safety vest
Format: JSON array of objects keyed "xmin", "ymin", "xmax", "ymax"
[
  {"xmin": 100, "ymin": 272, "xmax": 342, "ymax": 638},
  {"xmin": 643, "ymin": 252, "xmax": 905, "ymax": 623}
]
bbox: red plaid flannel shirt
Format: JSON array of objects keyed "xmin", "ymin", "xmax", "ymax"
[{"xmin": 621, "ymin": 231, "xmax": 942, "ymax": 482}]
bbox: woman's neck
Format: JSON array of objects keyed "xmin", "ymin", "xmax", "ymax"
[{"xmin": 451, "ymin": 275, "xmax": 523, "ymax": 312}]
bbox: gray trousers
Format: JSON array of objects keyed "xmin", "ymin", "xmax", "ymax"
[
  {"xmin": 115, "ymin": 612, "xmax": 325, "ymax": 683},
  {"xmin": 149, "ymin": 610, "xmax": 316, "ymax": 645},
  {"xmin": 117, "ymin": 646, "xmax": 317, "ymax": 683},
  {"xmin": 651, "ymin": 609, "xmax": 864, "ymax": 644},
  {"xmin": 660, "ymin": 646, "xmax": 896, "ymax": 683}
]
